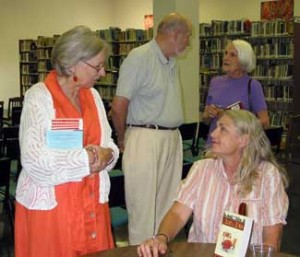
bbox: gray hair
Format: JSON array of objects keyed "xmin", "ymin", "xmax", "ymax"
[
  {"xmin": 231, "ymin": 39, "xmax": 256, "ymax": 73},
  {"xmin": 157, "ymin": 12, "xmax": 192, "ymax": 35},
  {"xmin": 51, "ymin": 25, "xmax": 111, "ymax": 76},
  {"xmin": 219, "ymin": 110, "xmax": 288, "ymax": 196}
]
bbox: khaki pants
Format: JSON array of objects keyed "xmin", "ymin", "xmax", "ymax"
[{"xmin": 123, "ymin": 127, "xmax": 183, "ymax": 245}]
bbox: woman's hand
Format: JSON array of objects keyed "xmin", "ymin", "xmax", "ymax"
[
  {"xmin": 98, "ymin": 147, "xmax": 114, "ymax": 167},
  {"xmin": 85, "ymin": 145, "xmax": 114, "ymax": 173},
  {"xmin": 137, "ymin": 236, "xmax": 168, "ymax": 257},
  {"xmin": 204, "ymin": 104, "xmax": 224, "ymax": 119}
]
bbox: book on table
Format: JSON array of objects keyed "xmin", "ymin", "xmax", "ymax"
[{"xmin": 214, "ymin": 211, "xmax": 253, "ymax": 257}]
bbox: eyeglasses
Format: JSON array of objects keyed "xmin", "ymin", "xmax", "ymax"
[{"xmin": 82, "ymin": 61, "xmax": 104, "ymax": 73}]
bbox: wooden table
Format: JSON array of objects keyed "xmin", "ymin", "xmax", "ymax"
[{"xmin": 82, "ymin": 242, "xmax": 298, "ymax": 257}]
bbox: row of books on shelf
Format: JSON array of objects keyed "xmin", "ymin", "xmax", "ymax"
[
  {"xmin": 20, "ymin": 40, "xmax": 37, "ymax": 52},
  {"xmin": 22, "ymin": 85, "xmax": 32, "ymax": 94},
  {"xmin": 19, "ymin": 27, "xmax": 152, "ymax": 94},
  {"xmin": 95, "ymin": 27, "xmax": 121, "ymax": 41},
  {"xmin": 95, "ymin": 86, "xmax": 115, "ymax": 101},
  {"xmin": 199, "ymin": 90, "xmax": 208, "ymax": 110},
  {"xmin": 37, "ymin": 35, "xmax": 60, "ymax": 48},
  {"xmin": 200, "ymin": 37, "xmax": 293, "ymax": 58},
  {"xmin": 199, "ymin": 74, "xmax": 211, "ymax": 111},
  {"xmin": 264, "ymin": 84, "xmax": 293, "ymax": 101},
  {"xmin": 200, "ymin": 38, "xmax": 229, "ymax": 54},
  {"xmin": 252, "ymin": 39, "xmax": 293, "ymax": 57},
  {"xmin": 21, "ymin": 63, "xmax": 37, "ymax": 74},
  {"xmin": 119, "ymin": 42, "xmax": 145, "ymax": 55},
  {"xmin": 251, "ymin": 20, "xmax": 293, "ymax": 37},
  {"xmin": 120, "ymin": 28, "xmax": 150, "ymax": 41},
  {"xmin": 37, "ymin": 48, "xmax": 52, "ymax": 60},
  {"xmin": 38, "ymin": 60, "xmax": 52, "ymax": 72},
  {"xmin": 97, "ymin": 72, "xmax": 118, "ymax": 85},
  {"xmin": 38, "ymin": 72, "xmax": 49, "ymax": 82},
  {"xmin": 200, "ymin": 53, "xmax": 222, "ymax": 69},
  {"xmin": 21, "ymin": 74, "xmax": 38, "ymax": 85},
  {"xmin": 95, "ymin": 27, "xmax": 153, "ymax": 42},
  {"xmin": 106, "ymin": 56, "xmax": 126, "ymax": 70},
  {"xmin": 22, "ymin": 28, "xmax": 153, "ymax": 53},
  {"xmin": 112, "ymin": 43, "xmax": 151, "ymax": 60},
  {"xmin": 199, "ymin": 73, "xmax": 216, "ymax": 88},
  {"xmin": 269, "ymin": 111, "xmax": 291, "ymax": 128},
  {"xmin": 109, "ymin": 42, "xmax": 146, "ymax": 56},
  {"xmin": 20, "ymin": 52, "xmax": 37, "ymax": 62},
  {"xmin": 252, "ymin": 63, "xmax": 293, "ymax": 79},
  {"xmin": 200, "ymin": 19, "xmax": 250, "ymax": 36},
  {"xmin": 199, "ymin": 19, "xmax": 293, "ymax": 37},
  {"xmin": 268, "ymin": 99, "xmax": 293, "ymax": 112}
]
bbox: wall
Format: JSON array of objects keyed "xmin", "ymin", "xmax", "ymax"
[
  {"xmin": 199, "ymin": 0, "xmax": 261, "ymax": 22},
  {"xmin": 0, "ymin": 0, "xmax": 299, "ymax": 109},
  {"xmin": 110, "ymin": 0, "xmax": 153, "ymax": 29}
]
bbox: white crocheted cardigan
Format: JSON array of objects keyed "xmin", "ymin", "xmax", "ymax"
[{"xmin": 16, "ymin": 82, "xmax": 119, "ymax": 210}]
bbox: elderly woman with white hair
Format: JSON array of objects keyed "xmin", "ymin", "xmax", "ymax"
[{"xmin": 203, "ymin": 39, "xmax": 269, "ymax": 145}]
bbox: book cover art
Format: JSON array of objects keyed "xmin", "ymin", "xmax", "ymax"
[
  {"xmin": 214, "ymin": 211, "xmax": 253, "ymax": 257},
  {"xmin": 261, "ymin": 1, "xmax": 278, "ymax": 20},
  {"xmin": 261, "ymin": 0, "xmax": 294, "ymax": 21},
  {"xmin": 144, "ymin": 14, "xmax": 153, "ymax": 30}
]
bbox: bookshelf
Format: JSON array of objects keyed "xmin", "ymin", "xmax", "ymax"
[
  {"xmin": 199, "ymin": 19, "xmax": 296, "ymax": 130},
  {"xmin": 36, "ymin": 35, "xmax": 60, "ymax": 83},
  {"xmin": 95, "ymin": 27, "xmax": 153, "ymax": 102},
  {"xmin": 19, "ymin": 39, "xmax": 38, "ymax": 96},
  {"xmin": 293, "ymin": 22, "xmax": 300, "ymax": 115},
  {"xmin": 19, "ymin": 28, "xmax": 153, "ymax": 104}
]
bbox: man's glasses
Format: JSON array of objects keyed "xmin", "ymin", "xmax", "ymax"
[{"xmin": 82, "ymin": 61, "xmax": 104, "ymax": 73}]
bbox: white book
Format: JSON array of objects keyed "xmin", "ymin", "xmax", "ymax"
[
  {"xmin": 214, "ymin": 211, "xmax": 253, "ymax": 257},
  {"xmin": 46, "ymin": 118, "xmax": 83, "ymax": 149}
]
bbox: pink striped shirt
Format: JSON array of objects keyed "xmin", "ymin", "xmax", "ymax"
[{"xmin": 176, "ymin": 158, "xmax": 288, "ymax": 244}]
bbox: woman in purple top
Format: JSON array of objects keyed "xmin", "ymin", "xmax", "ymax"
[{"xmin": 203, "ymin": 39, "xmax": 269, "ymax": 144}]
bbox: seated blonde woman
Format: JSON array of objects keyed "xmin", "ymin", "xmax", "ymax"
[{"xmin": 137, "ymin": 109, "xmax": 288, "ymax": 257}]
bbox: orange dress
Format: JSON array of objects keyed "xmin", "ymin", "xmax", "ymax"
[{"xmin": 15, "ymin": 71, "xmax": 114, "ymax": 257}]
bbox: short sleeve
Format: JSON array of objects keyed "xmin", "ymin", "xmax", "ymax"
[
  {"xmin": 116, "ymin": 48, "xmax": 148, "ymax": 100},
  {"xmin": 262, "ymin": 165, "xmax": 289, "ymax": 226},
  {"xmin": 176, "ymin": 160, "xmax": 208, "ymax": 210},
  {"xmin": 249, "ymin": 79, "xmax": 268, "ymax": 113}
]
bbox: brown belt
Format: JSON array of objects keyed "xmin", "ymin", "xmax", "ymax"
[{"xmin": 128, "ymin": 124, "xmax": 178, "ymax": 130}]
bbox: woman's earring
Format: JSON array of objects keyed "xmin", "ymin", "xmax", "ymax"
[{"xmin": 73, "ymin": 75, "xmax": 78, "ymax": 82}]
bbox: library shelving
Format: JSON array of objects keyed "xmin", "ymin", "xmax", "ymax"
[
  {"xmin": 19, "ymin": 39, "xmax": 38, "ymax": 96},
  {"xmin": 95, "ymin": 27, "xmax": 153, "ymax": 101},
  {"xmin": 19, "ymin": 27, "xmax": 153, "ymax": 103},
  {"xmin": 36, "ymin": 35, "xmax": 60, "ymax": 83},
  {"xmin": 199, "ymin": 19, "xmax": 298, "ymax": 130},
  {"xmin": 293, "ymin": 22, "xmax": 300, "ymax": 115}
]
